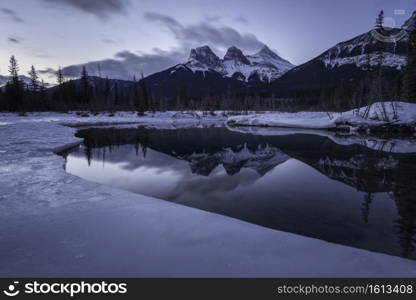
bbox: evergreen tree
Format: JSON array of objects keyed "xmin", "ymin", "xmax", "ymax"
[
  {"xmin": 56, "ymin": 67, "xmax": 64, "ymax": 86},
  {"xmin": 114, "ymin": 82, "xmax": 119, "ymax": 107},
  {"xmin": 39, "ymin": 80, "xmax": 47, "ymax": 104},
  {"xmin": 80, "ymin": 66, "xmax": 92, "ymax": 105},
  {"xmin": 132, "ymin": 75, "xmax": 143, "ymax": 115},
  {"xmin": 55, "ymin": 67, "xmax": 65, "ymax": 104},
  {"xmin": 8, "ymin": 55, "xmax": 19, "ymax": 80},
  {"xmin": 179, "ymin": 86, "xmax": 189, "ymax": 109},
  {"xmin": 375, "ymin": 10, "xmax": 384, "ymax": 29},
  {"xmin": 104, "ymin": 77, "xmax": 112, "ymax": 110},
  {"xmin": 138, "ymin": 73, "xmax": 150, "ymax": 113},
  {"xmin": 28, "ymin": 65, "xmax": 39, "ymax": 93},
  {"xmin": 6, "ymin": 55, "xmax": 24, "ymax": 112},
  {"xmin": 402, "ymin": 29, "xmax": 416, "ymax": 102},
  {"xmin": 66, "ymin": 79, "xmax": 77, "ymax": 104}
]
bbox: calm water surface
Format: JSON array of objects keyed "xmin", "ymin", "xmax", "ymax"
[{"xmin": 63, "ymin": 126, "xmax": 416, "ymax": 260}]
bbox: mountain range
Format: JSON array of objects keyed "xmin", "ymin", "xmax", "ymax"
[
  {"xmin": 3, "ymin": 11, "xmax": 415, "ymax": 103},
  {"xmin": 144, "ymin": 11, "xmax": 416, "ymax": 99},
  {"xmin": 144, "ymin": 45, "xmax": 294, "ymax": 99},
  {"xmin": 186, "ymin": 45, "xmax": 294, "ymax": 83}
]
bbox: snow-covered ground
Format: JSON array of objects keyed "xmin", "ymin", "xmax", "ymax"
[
  {"xmin": 227, "ymin": 102, "xmax": 416, "ymax": 130},
  {"xmin": 0, "ymin": 110, "xmax": 227, "ymax": 127},
  {"xmin": 1, "ymin": 112, "xmax": 416, "ymax": 277}
]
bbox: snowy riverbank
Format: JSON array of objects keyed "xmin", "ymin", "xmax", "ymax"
[
  {"xmin": 226, "ymin": 125, "xmax": 416, "ymax": 154},
  {"xmin": 227, "ymin": 102, "xmax": 416, "ymax": 132},
  {"xmin": 0, "ymin": 110, "xmax": 227, "ymax": 127},
  {"xmin": 1, "ymin": 113, "xmax": 416, "ymax": 277}
]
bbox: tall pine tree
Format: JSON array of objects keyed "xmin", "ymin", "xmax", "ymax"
[
  {"xmin": 80, "ymin": 66, "xmax": 92, "ymax": 105},
  {"xmin": 6, "ymin": 55, "xmax": 24, "ymax": 112},
  {"xmin": 132, "ymin": 75, "xmax": 143, "ymax": 115},
  {"xmin": 56, "ymin": 67, "xmax": 64, "ymax": 86},
  {"xmin": 139, "ymin": 72, "xmax": 149, "ymax": 114},
  {"xmin": 28, "ymin": 65, "xmax": 39, "ymax": 93},
  {"xmin": 55, "ymin": 67, "xmax": 65, "ymax": 104},
  {"xmin": 375, "ymin": 10, "xmax": 384, "ymax": 29},
  {"xmin": 8, "ymin": 55, "xmax": 19, "ymax": 79},
  {"xmin": 104, "ymin": 77, "xmax": 112, "ymax": 111}
]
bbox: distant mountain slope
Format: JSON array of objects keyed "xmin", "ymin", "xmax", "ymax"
[
  {"xmin": 47, "ymin": 76, "xmax": 134, "ymax": 93},
  {"xmin": 144, "ymin": 45, "xmax": 294, "ymax": 99},
  {"xmin": 271, "ymin": 12, "xmax": 415, "ymax": 92},
  {"xmin": 143, "ymin": 63, "xmax": 248, "ymax": 99},
  {"xmin": 0, "ymin": 75, "xmax": 31, "ymax": 88}
]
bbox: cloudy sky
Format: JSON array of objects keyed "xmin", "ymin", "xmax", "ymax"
[{"xmin": 1, "ymin": 0, "xmax": 415, "ymax": 82}]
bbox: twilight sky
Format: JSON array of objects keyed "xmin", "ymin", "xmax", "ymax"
[{"xmin": 1, "ymin": 0, "xmax": 415, "ymax": 82}]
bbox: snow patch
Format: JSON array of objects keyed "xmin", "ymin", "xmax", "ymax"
[
  {"xmin": 228, "ymin": 102, "xmax": 416, "ymax": 130},
  {"xmin": 322, "ymin": 52, "xmax": 406, "ymax": 70}
]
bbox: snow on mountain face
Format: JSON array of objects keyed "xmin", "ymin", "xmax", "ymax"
[
  {"xmin": 184, "ymin": 45, "xmax": 294, "ymax": 83},
  {"xmin": 188, "ymin": 45, "xmax": 222, "ymax": 70},
  {"xmin": 224, "ymin": 46, "xmax": 251, "ymax": 65},
  {"xmin": 323, "ymin": 51, "xmax": 407, "ymax": 70},
  {"xmin": 246, "ymin": 46, "xmax": 296, "ymax": 82},
  {"xmin": 320, "ymin": 11, "xmax": 416, "ymax": 71},
  {"xmin": 320, "ymin": 29, "xmax": 408, "ymax": 71},
  {"xmin": 272, "ymin": 12, "xmax": 416, "ymax": 92},
  {"xmin": 402, "ymin": 11, "xmax": 416, "ymax": 31}
]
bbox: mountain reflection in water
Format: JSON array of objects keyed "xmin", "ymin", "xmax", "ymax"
[{"xmin": 63, "ymin": 126, "xmax": 416, "ymax": 260}]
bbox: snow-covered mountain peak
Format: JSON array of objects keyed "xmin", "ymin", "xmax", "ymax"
[
  {"xmin": 188, "ymin": 45, "xmax": 222, "ymax": 69},
  {"xmin": 183, "ymin": 45, "xmax": 294, "ymax": 82},
  {"xmin": 402, "ymin": 11, "xmax": 416, "ymax": 31},
  {"xmin": 256, "ymin": 45, "xmax": 280, "ymax": 59},
  {"xmin": 223, "ymin": 46, "xmax": 250, "ymax": 65},
  {"xmin": 245, "ymin": 46, "xmax": 295, "ymax": 82}
]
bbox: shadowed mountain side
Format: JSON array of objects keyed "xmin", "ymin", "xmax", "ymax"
[
  {"xmin": 143, "ymin": 65, "xmax": 250, "ymax": 99},
  {"xmin": 270, "ymin": 25, "xmax": 412, "ymax": 92}
]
